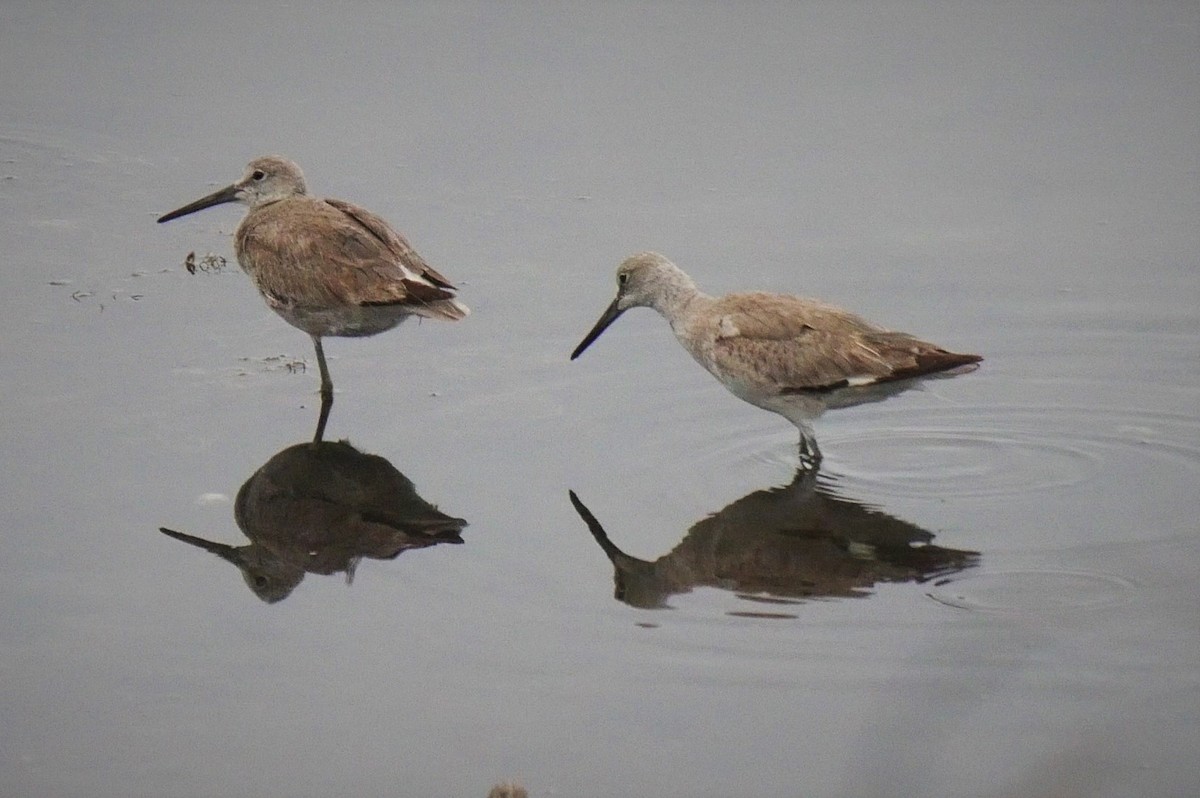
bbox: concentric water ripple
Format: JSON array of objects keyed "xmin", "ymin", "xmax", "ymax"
[
  {"xmin": 691, "ymin": 422, "xmax": 796, "ymax": 471},
  {"xmin": 926, "ymin": 568, "xmax": 1138, "ymax": 614},
  {"xmin": 823, "ymin": 405, "xmax": 1200, "ymax": 500}
]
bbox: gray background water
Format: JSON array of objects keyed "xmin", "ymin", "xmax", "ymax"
[{"xmin": 2, "ymin": 2, "xmax": 1198, "ymax": 797}]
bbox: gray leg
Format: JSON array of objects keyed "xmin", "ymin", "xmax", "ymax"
[
  {"xmin": 311, "ymin": 335, "xmax": 333, "ymax": 400},
  {"xmin": 311, "ymin": 336, "xmax": 333, "ymax": 443}
]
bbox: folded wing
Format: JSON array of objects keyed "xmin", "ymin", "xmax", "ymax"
[
  {"xmin": 707, "ymin": 293, "xmax": 979, "ymax": 393},
  {"xmin": 236, "ymin": 197, "xmax": 467, "ymax": 321}
]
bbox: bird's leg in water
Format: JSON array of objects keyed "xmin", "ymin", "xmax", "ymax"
[
  {"xmin": 311, "ymin": 335, "xmax": 333, "ymax": 443},
  {"xmin": 311, "ymin": 335, "xmax": 334, "ymax": 400},
  {"xmin": 798, "ymin": 433, "xmax": 823, "ymax": 472}
]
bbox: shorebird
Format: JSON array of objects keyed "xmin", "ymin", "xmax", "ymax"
[
  {"xmin": 157, "ymin": 156, "xmax": 467, "ymax": 435},
  {"xmin": 571, "ymin": 252, "xmax": 981, "ymax": 467}
]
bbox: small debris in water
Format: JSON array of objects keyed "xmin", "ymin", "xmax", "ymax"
[
  {"xmin": 49, "ymin": 279, "xmax": 71, "ymax": 286},
  {"xmin": 245, "ymin": 354, "xmax": 309, "ymax": 374},
  {"xmin": 184, "ymin": 251, "xmax": 228, "ymax": 274}
]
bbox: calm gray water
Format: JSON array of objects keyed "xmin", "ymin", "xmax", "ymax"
[{"xmin": 2, "ymin": 3, "xmax": 1198, "ymax": 797}]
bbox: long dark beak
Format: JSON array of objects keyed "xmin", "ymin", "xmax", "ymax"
[
  {"xmin": 159, "ymin": 526, "xmax": 242, "ymax": 565},
  {"xmin": 157, "ymin": 183, "xmax": 240, "ymax": 223},
  {"xmin": 570, "ymin": 297, "xmax": 625, "ymax": 360}
]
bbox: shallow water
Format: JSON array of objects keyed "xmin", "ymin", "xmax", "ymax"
[{"xmin": 2, "ymin": 3, "xmax": 1198, "ymax": 797}]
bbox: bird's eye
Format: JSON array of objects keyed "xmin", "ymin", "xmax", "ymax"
[
  {"xmin": 251, "ymin": 170, "xmax": 266, "ymax": 181},
  {"xmin": 618, "ymin": 272, "xmax": 629, "ymax": 286}
]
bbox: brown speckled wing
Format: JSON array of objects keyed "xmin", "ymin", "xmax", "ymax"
[
  {"xmin": 713, "ymin": 293, "xmax": 884, "ymax": 341},
  {"xmin": 707, "ymin": 293, "xmax": 978, "ymax": 393},
  {"xmin": 703, "ymin": 293, "xmax": 890, "ymax": 391},
  {"xmin": 323, "ymin": 198, "xmax": 457, "ymax": 289},
  {"xmin": 712, "ymin": 333, "xmax": 894, "ymax": 393},
  {"xmin": 237, "ymin": 198, "xmax": 453, "ymax": 309}
]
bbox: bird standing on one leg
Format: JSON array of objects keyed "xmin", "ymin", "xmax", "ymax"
[
  {"xmin": 158, "ymin": 156, "xmax": 467, "ymax": 440},
  {"xmin": 571, "ymin": 252, "xmax": 981, "ymax": 468}
]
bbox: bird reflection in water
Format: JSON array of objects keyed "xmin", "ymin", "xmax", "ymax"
[
  {"xmin": 569, "ymin": 470, "xmax": 977, "ymax": 614},
  {"xmin": 161, "ymin": 440, "xmax": 467, "ymax": 603}
]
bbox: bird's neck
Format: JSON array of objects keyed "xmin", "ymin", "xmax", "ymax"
[{"xmin": 652, "ymin": 276, "xmax": 708, "ymax": 327}]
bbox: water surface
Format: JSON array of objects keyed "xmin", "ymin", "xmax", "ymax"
[{"xmin": 2, "ymin": 3, "xmax": 1197, "ymax": 797}]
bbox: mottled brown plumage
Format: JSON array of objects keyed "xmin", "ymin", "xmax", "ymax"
[
  {"xmin": 235, "ymin": 197, "xmax": 457, "ymax": 316},
  {"xmin": 571, "ymin": 252, "xmax": 981, "ymax": 466},
  {"xmin": 698, "ymin": 293, "xmax": 977, "ymax": 393},
  {"xmin": 158, "ymin": 156, "xmax": 467, "ymax": 419}
]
